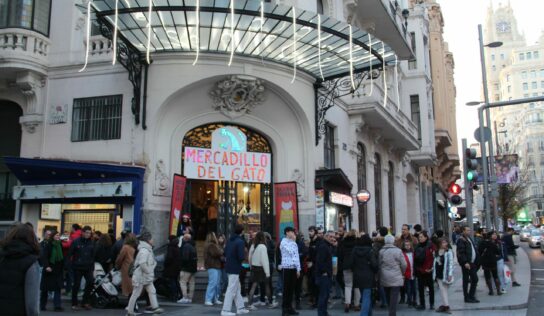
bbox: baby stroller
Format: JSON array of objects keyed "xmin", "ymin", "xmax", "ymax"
[{"xmin": 91, "ymin": 262, "xmax": 121, "ymax": 309}]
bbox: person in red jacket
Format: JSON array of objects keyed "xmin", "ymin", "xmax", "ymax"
[
  {"xmin": 401, "ymin": 240, "xmax": 416, "ymax": 307},
  {"xmin": 414, "ymin": 231, "xmax": 435, "ymax": 310},
  {"xmin": 61, "ymin": 224, "xmax": 82, "ymax": 295}
]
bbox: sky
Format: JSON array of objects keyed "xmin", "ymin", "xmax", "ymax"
[{"xmin": 438, "ymin": 0, "xmax": 544, "ymax": 152}]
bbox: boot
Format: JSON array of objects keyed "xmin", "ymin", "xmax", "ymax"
[
  {"xmin": 486, "ymin": 278, "xmax": 494, "ymax": 295},
  {"xmin": 344, "ymin": 304, "xmax": 350, "ymax": 313},
  {"xmin": 495, "ymin": 279, "xmax": 502, "ymax": 295}
]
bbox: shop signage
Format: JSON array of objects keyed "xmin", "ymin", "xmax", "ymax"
[
  {"xmin": 356, "ymin": 189, "xmax": 371, "ymax": 204},
  {"xmin": 41, "ymin": 204, "xmax": 62, "ymax": 220},
  {"xmin": 329, "ymin": 192, "xmax": 354, "ymax": 207},
  {"xmin": 274, "ymin": 182, "xmax": 299, "ymax": 242},
  {"xmin": 183, "ymin": 126, "xmax": 271, "ymax": 183},
  {"xmin": 13, "ymin": 182, "xmax": 132, "ymax": 200},
  {"xmin": 169, "ymin": 174, "xmax": 187, "ymax": 236},
  {"xmin": 315, "ymin": 189, "xmax": 325, "ymax": 229}
]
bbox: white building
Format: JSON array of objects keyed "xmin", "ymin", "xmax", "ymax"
[{"xmin": 0, "ymin": 0, "xmax": 446, "ymax": 242}]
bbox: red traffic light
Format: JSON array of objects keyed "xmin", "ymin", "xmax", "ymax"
[{"xmin": 448, "ymin": 183, "xmax": 462, "ymax": 195}]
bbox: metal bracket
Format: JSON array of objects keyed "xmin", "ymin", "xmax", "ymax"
[
  {"xmin": 97, "ymin": 17, "xmax": 143, "ymax": 126},
  {"xmin": 314, "ymin": 69, "xmax": 382, "ymax": 145}
]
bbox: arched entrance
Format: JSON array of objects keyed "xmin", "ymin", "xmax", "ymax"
[
  {"xmin": 0, "ymin": 100, "xmax": 23, "ymax": 222},
  {"xmin": 181, "ymin": 123, "xmax": 273, "ymax": 240}
]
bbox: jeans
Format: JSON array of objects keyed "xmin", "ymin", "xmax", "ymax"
[
  {"xmin": 343, "ymin": 270, "xmax": 361, "ymax": 306},
  {"xmin": 316, "ymin": 275, "xmax": 332, "ymax": 316},
  {"xmin": 461, "ymin": 265, "xmax": 479, "ymax": 299},
  {"xmin": 404, "ymin": 279, "xmax": 416, "ymax": 304},
  {"xmin": 384, "ymin": 287, "xmax": 400, "ymax": 316},
  {"xmin": 205, "ymin": 268, "xmax": 221, "ymax": 303},
  {"xmin": 222, "ymin": 274, "xmax": 245, "ymax": 313},
  {"xmin": 72, "ymin": 269, "xmax": 93, "ymax": 306},
  {"xmin": 40, "ymin": 289, "xmax": 61, "ymax": 309},
  {"xmin": 127, "ymin": 283, "xmax": 159, "ymax": 313},
  {"xmin": 221, "ymin": 268, "xmax": 228, "ymax": 295},
  {"xmin": 358, "ymin": 287, "xmax": 372, "ymax": 316}
]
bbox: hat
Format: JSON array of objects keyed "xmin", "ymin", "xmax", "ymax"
[{"xmin": 384, "ymin": 234, "xmax": 395, "ymax": 245}]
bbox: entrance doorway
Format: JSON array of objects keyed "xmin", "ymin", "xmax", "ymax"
[{"xmin": 181, "ymin": 123, "xmax": 273, "ymax": 239}]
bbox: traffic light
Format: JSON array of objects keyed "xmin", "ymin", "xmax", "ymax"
[
  {"xmin": 465, "ymin": 148, "xmax": 479, "ymax": 183},
  {"xmin": 448, "ymin": 182, "xmax": 463, "ymax": 205}
]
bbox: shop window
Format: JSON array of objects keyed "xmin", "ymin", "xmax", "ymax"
[
  {"xmin": 324, "ymin": 123, "xmax": 335, "ymax": 169},
  {"xmin": 388, "ymin": 161, "xmax": 395, "ymax": 232},
  {"xmin": 374, "ymin": 153, "xmax": 382, "ymax": 228},
  {"xmin": 0, "ymin": 0, "xmax": 51, "ymax": 36},
  {"xmin": 357, "ymin": 143, "xmax": 367, "ymax": 232},
  {"xmin": 71, "ymin": 95, "xmax": 123, "ymax": 142},
  {"xmin": 410, "ymin": 95, "xmax": 421, "ymax": 141}
]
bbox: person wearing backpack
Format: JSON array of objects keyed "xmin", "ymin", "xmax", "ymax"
[
  {"xmin": 126, "ymin": 232, "xmax": 163, "ymax": 315},
  {"xmin": 178, "ymin": 233, "xmax": 197, "ymax": 304}
]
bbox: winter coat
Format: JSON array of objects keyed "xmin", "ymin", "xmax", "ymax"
[
  {"xmin": 339, "ymin": 236, "xmax": 357, "ymax": 270},
  {"xmin": 432, "ymin": 249, "xmax": 454, "ymax": 283},
  {"xmin": 163, "ymin": 239, "xmax": 182, "ymax": 278},
  {"xmin": 501, "ymin": 233, "xmax": 517, "ymax": 256},
  {"xmin": 204, "ymin": 242, "xmax": 223, "ymax": 270},
  {"xmin": 94, "ymin": 243, "xmax": 113, "ymax": 270},
  {"xmin": 394, "ymin": 234, "xmax": 418, "ymax": 249},
  {"xmin": 315, "ymin": 238, "xmax": 333, "ymax": 278},
  {"xmin": 131, "ymin": 241, "xmax": 156, "ymax": 286},
  {"xmin": 68, "ymin": 237, "xmax": 95, "ymax": 271},
  {"xmin": 111, "ymin": 237, "xmax": 125, "ymax": 263},
  {"xmin": 225, "ymin": 234, "xmax": 245, "ymax": 274},
  {"xmin": 0, "ymin": 240, "xmax": 40, "ymax": 316},
  {"xmin": 39, "ymin": 241, "xmax": 63, "ymax": 291},
  {"xmin": 402, "ymin": 251, "xmax": 414, "ymax": 280},
  {"xmin": 479, "ymin": 239, "xmax": 500, "ymax": 269},
  {"xmin": 456, "ymin": 235, "xmax": 480, "ymax": 266},
  {"xmin": 180, "ymin": 240, "xmax": 197, "ymax": 273},
  {"xmin": 379, "ymin": 244, "xmax": 407, "ymax": 287},
  {"xmin": 414, "ymin": 240, "xmax": 435, "ymax": 276},
  {"xmin": 61, "ymin": 229, "xmax": 82, "ymax": 256},
  {"xmin": 351, "ymin": 245, "xmax": 378, "ymax": 289},
  {"xmin": 249, "ymin": 244, "xmax": 270, "ymax": 277},
  {"xmin": 115, "ymin": 244, "xmax": 135, "ymax": 296},
  {"xmin": 372, "ymin": 236, "xmax": 385, "ymax": 262}
]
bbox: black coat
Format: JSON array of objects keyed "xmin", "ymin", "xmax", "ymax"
[
  {"xmin": 163, "ymin": 239, "xmax": 182, "ymax": 278},
  {"xmin": 351, "ymin": 245, "xmax": 377, "ymax": 289},
  {"xmin": 479, "ymin": 239, "xmax": 500, "ymax": 269},
  {"xmin": 69, "ymin": 237, "xmax": 95, "ymax": 271},
  {"xmin": 456, "ymin": 235, "xmax": 480, "ymax": 267},
  {"xmin": 40, "ymin": 241, "xmax": 63, "ymax": 291},
  {"xmin": 94, "ymin": 243, "xmax": 113, "ymax": 268},
  {"xmin": 315, "ymin": 239, "xmax": 333, "ymax": 277},
  {"xmin": 339, "ymin": 236, "xmax": 357, "ymax": 270},
  {"xmin": 180, "ymin": 241, "xmax": 197, "ymax": 273}
]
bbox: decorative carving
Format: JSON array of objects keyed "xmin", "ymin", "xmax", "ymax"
[
  {"xmin": 154, "ymin": 159, "xmax": 170, "ymax": 196},
  {"xmin": 182, "ymin": 123, "xmax": 272, "ymax": 153},
  {"xmin": 209, "ymin": 76, "xmax": 266, "ymax": 119},
  {"xmin": 49, "ymin": 104, "xmax": 68, "ymax": 124},
  {"xmin": 291, "ymin": 169, "xmax": 306, "ymax": 202},
  {"xmin": 19, "ymin": 114, "xmax": 43, "ymax": 134}
]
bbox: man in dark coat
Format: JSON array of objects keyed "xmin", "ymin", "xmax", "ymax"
[
  {"xmin": 352, "ymin": 234, "xmax": 378, "ymax": 316},
  {"xmin": 221, "ymin": 224, "xmax": 248, "ymax": 316},
  {"xmin": 163, "ymin": 236, "xmax": 182, "ymax": 301},
  {"xmin": 306, "ymin": 226, "xmax": 319, "ymax": 307},
  {"xmin": 456, "ymin": 226, "xmax": 480, "ymax": 303},
  {"xmin": 315, "ymin": 231, "xmax": 334, "ymax": 316},
  {"xmin": 179, "ymin": 234, "xmax": 197, "ymax": 303},
  {"xmin": 69, "ymin": 225, "xmax": 95, "ymax": 310}
]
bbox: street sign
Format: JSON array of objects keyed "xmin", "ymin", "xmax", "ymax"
[{"xmin": 474, "ymin": 127, "xmax": 492, "ymax": 143}]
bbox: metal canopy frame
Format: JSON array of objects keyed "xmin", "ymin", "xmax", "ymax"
[{"xmin": 86, "ymin": 0, "xmax": 397, "ymax": 143}]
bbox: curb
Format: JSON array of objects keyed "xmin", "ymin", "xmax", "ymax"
[{"xmin": 450, "ymin": 302, "xmax": 528, "ymax": 312}]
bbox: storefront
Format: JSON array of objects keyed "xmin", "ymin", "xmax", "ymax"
[
  {"xmin": 315, "ymin": 169, "xmax": 353, "ymax": 231},
  {"xmin": 4, "ymin": 157, "xmax": 144, "ymax": 236}
]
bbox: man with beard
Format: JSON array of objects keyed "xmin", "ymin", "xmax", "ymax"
[
  {"xmin": 315, "ymin": 231, "xmax": 334, "ymax": 316},
  {"xmin": 306, "ymin": 226, "xmax": 319, "ymax": 308}
]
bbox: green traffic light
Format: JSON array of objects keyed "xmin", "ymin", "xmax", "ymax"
[{"xmin": 467, "ymin": 171, "xmax": 475, "ymax": 181}]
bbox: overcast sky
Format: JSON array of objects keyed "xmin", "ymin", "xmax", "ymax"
[{"xmin": 438, "ymin": 0, "xmax": 544, "ymax": 152}]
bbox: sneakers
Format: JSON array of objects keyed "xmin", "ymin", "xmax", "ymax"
[
  {"xmin": 501, "ymin": 288, "xmax": 507, "ymax": 294},
  {"xmin": 221, "ymin": 311, "xmax": 236, "ymax": 316},
  {"xmin": 204, "ymin": 301, "xmax": 214, "ymax": 306},
  {"xmin": 215, "ymin": 300, "xmax": 223, "ymax": 305},
  {"xmin": 237, "ymin": 308, "xmax": 250, "ymax": 314},
  {"xmin": 268, "ymin": 302, "xmax": 278, "ymax": 308},
  {"xmin": 254, "ymin": 301, "xmax": 267, "ymax": 306},
  {"xmin": 248, "ymin": 305, "xmax": 258, "ymax": 311},
  {"xmin": 177, "ymin": 298, "xmax": 192, "ymax": 304},
  {"xmin": 144, "ymin": 307, "xmax": 164, "ymax": 314},
  {"xmin": 512, "ymin": 282, "xmax": 521, "ymax": 287},
  {"xmin": 71, "ymin": 305, "xmax": 81, "ymax": 311}
]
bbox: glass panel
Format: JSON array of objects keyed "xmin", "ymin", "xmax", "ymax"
[
  {"xmin": 236, "ymin": 183, "xmax": 262, "ymax": 234},
  {"xmin": 33, "ymin": 0, "xmax": 50, "ymax": 35}
]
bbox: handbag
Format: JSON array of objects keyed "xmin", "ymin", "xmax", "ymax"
[{"xmin": 503, "ymin": 265, "xmax": 512, "ymax": 285}]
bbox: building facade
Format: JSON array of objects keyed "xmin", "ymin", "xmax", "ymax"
[
  {"xmin": 0, "ymin": 0, "xmax": 454, "ymax": 242},
  {"xmin": 485, "ymin": 2, "xmax": 544, "ymax": 223}
]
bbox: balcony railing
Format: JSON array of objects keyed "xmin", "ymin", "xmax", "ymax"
[{"xmin": 0, "ymin": 28, "xmax": 50, "ymax": 69}]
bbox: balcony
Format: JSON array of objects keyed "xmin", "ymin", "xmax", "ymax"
[
  {"xmin": 347, "ymin": 0, "xmax": 413, "ymax": 60},
  {"xmin": 0, "ymin": 28, "xmax": 50, "ymax": 76}
]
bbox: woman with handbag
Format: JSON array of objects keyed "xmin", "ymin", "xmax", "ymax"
[
  {"xmin": 247, "ymin": 232, "xmax": 271, "ymax": 310},
  {"xmin": 433, "ymin": 238, "xmax": 454, "ymax": 313},
  {"xmin": 115, "ymin": 233, "xmax": 138, "ymax": 297}
]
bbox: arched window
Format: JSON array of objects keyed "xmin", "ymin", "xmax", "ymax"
[
  {"xmin": 357, "ymin": 143, "xmax": 367, "ymax": 232},
  {"xmin": 0, "ymin": 0, "xmax": 52, "ymax": 36},
  {"xmin": 388, "ymin": 161, "xmax": 395, "ymax": 232},
  {"xmin": 374, "ymin": 153, "xmax": 382, "ymax": 228}
]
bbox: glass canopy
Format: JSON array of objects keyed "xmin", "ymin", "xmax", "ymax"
[{"xmin": 90, "ymin": 0, "xmax": 397, "ymax": 81}]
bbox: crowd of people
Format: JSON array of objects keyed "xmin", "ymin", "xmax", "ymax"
[{"xmin": 0, "ymin": 220, "xmax": 523, "ymax": 316}]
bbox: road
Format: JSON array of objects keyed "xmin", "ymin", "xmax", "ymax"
[{"xmin": 522, "ymin": 242, "xmax": 544, "ymax": 316}]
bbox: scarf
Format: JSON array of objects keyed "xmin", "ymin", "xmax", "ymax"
[{"xmin": 50, "ymin": 240, "xmax": 64, "ymax": 264}]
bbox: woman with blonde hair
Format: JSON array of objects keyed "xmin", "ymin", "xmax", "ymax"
[
  {"xmin": 204, "ymin": 232, "xmax": 224, "ymax": 306},
  {"xmin": 339, "ymin": 229, "xmax": 361, "ymax": 312}
]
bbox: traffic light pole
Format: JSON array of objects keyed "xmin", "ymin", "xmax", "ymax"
[{"xmin": 462, "ymin": 138, "xmax": 474, "ymax": 237}]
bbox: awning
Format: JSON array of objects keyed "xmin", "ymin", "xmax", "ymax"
[
  {"xmin": 316, "ymin": 168, "xmax": 353, "ymax": 192},
  {"xmin": 90, "ymin": 0, "xmax": 397, "ymax": 81}
]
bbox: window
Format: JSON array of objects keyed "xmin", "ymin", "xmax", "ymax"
[
  {"xmin": 532, "ymin": 186, "xmax": 538, "ymax": 196},
  {"xmin": 323, "ymin": 123, "xmax": 335, "ymax": 169},
  {"xmin": 541, "ymin": 69, "xmax": 544, "ymax": 77},
  {"xmin": 374, "ymin": 154, "xmax": 382, "ymax": 228},
  {"xmin": 541, "ymin": 81, "xmax": 544, "ymax": 89},
  {"xmin": 71, "ymin": 95, "xmax": 123, "ymax": 142},
  {"xmin": 491, "ymin": 54, "xmax": 495, "ymax": 61},
  {"xmin": 523, "ymin": 82, "xmax": 529, "ymax": 90},
  {"xmin": 528, "ymin": 155, "xmax": 535, "ymax": 166},
  {"xmin": 494, "ymin": 94, "xmax": 500, "ymax": 101},
  {"xmin": 534, "ymin": 93, "xmax": 539, "ymax": 97},
  {"xmin": 507, "ymin": 74, "xmax": 511, "ymax": 82},
  {"xmin": 535, "ymin": 51, "xmax": 540, "ymax": 59},
  {"xmin": 508, "ymin": 85, "xmax": 511, "ymax": 93},
  {"xmin": 0, "ymin": 0, "xmax": 51, "ymax": 36},
  {"xmin": 357, "ymin": 143, "xmax": 367, "ymax": 232},
  {"xmin": 532, "ymin": 81, "xmax": 538, "ymax": 89},
  {"xmin": 410, "ymin": 95, "xmax": 421, "ymax": 140},
  {"xmin": 527, "ymin": 52, "xmax": 533, "ymax": 59},
  {"xmin": 520, "ymin": 53, "xmax": 525, "ymax": 61},
  {"xmin": 528, "ymin": 142, "xmax": 534, "ymax": 153},
  {"xmin": 532, "ymin": 70, "xmax": 537, "ymax": 78},
  {"xmin": 388, "ymin": 161, "xmax": 395, "ymax": 231},
  {"xmin": 540, "ymin": 154, "xmax": 544, "ymax": 165},
  {"xmin": 524, "ymin": 93, "xmax": 530, "ymax": 98},
  {"xmin": 408, "ymin": 32, "xmax": 417, "ymax": 70},
  {"xmin": 540, "ymin": 139, "xmax": 544, "ymax": 151},
  {"xmin": 494, "ymin": 83, "xmax": 499, "ymax": 90},
  {"xmin": 492, "ymin": 65, "xmax": 496, "ymax": 71},
  {"xmin": 501, "ymin": 53, "xmax": 505, "ymax": 60},
  {"xmin": 522, "ymin": 71, "xmax": 527, "ymax": 79}
]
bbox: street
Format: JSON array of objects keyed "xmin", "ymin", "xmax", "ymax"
[{"xmin": 522, "ymin": 242, "xmax": 544, "ymax": 316}]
